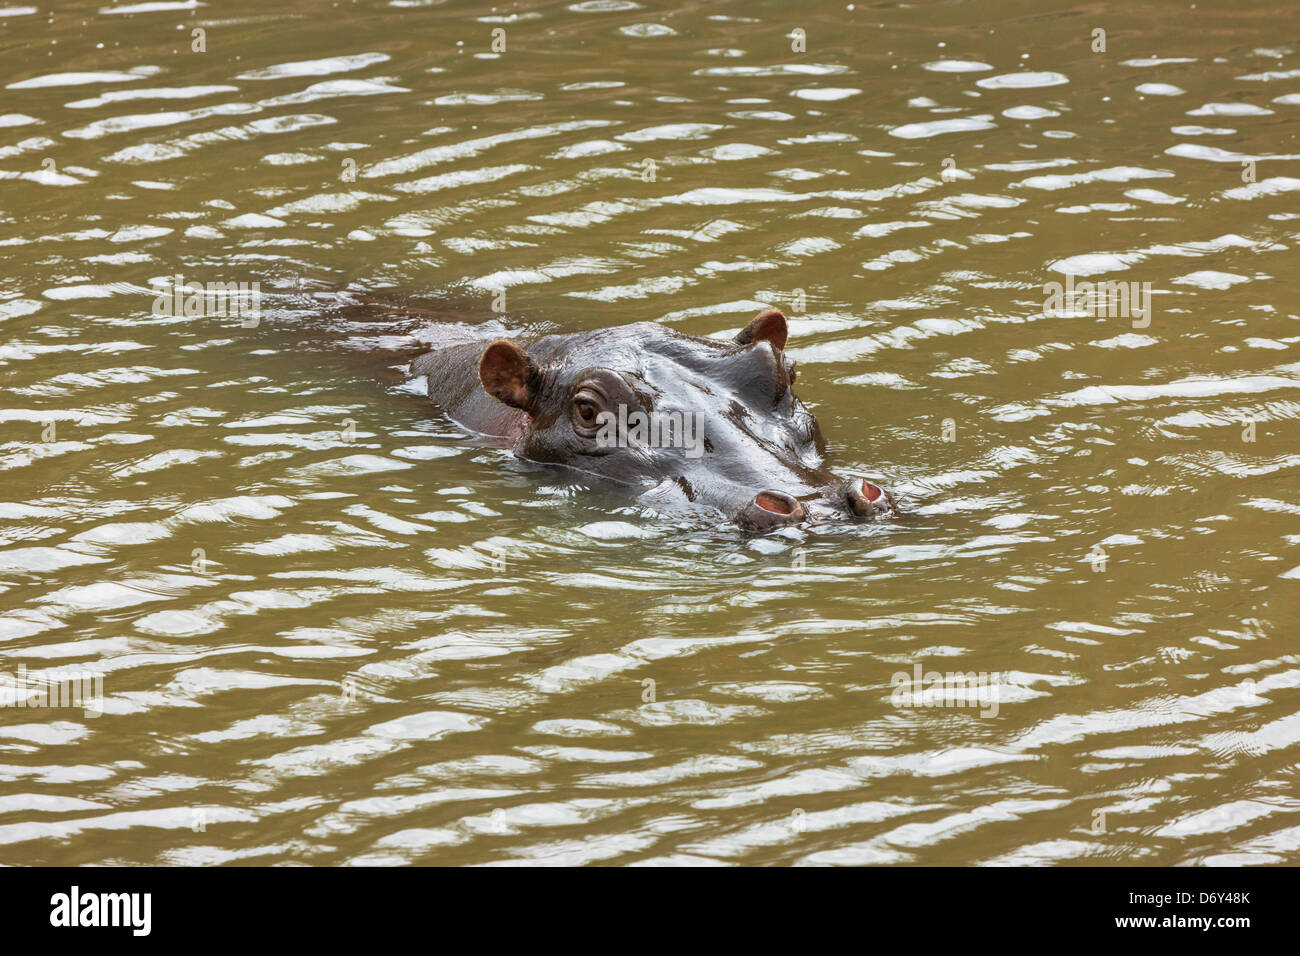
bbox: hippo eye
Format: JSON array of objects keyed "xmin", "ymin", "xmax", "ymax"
[{"xmin": 573, "ymin": 397, "xmax": 601, "ymax": 427}]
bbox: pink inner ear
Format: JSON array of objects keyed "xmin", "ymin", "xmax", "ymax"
[{"xmin": 749, "ymin": 309, "xmax": 788, "ymax": 351}]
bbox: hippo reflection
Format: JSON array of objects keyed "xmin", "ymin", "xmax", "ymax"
[{"xmin": 409, "ymin": 309, "xmax": 895, "ymax": 529}]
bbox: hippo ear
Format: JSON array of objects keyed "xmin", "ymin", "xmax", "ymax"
[
  {"xmin": 479, "ymin": 339, "xmax": 540, "ymax": 412},
  {"xmin": 734, "ymin": 309, "xmax": 788, "ymax": 352}
]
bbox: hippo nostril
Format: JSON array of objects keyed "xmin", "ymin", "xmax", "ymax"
[
  {"xmin": 845, "ymin": 477, "xmax": 892, "ymax": 518},
  {"xmin": 738, "ymin": 490, "xmax": 805, "ymax": 530},
  {"xmin": 755, "ymin": 491, "xmax": 797, "ymax": 516}
]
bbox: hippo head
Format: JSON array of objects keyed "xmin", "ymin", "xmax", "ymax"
[{"xmin": 476, "ymin": 309, "xmax": 895, "ymax": 529}]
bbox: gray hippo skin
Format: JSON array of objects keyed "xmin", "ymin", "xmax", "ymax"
[{"xmin": 409, "ymin": 309, "xmax": 896, "ymax": 530}]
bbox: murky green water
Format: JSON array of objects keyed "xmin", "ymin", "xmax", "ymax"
[{"xmin": 2, "ymin": 0, "xmax": 1299, "ymax": 866}]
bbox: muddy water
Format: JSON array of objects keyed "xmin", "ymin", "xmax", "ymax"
[{"xmin": 1, "ymin": 0, "xmax": 1299, "ymax": 867}]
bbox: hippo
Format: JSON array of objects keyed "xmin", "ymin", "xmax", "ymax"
[{"xmin": 408, "ymin": 308, "xmax": 896, "ymax": 530}]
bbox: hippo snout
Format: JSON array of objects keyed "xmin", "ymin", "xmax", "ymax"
[
  {"xmin": 737, "ymin": 490, "xmax": 806, "ymax": 530},
  {"xmin": 735, "ymin": 479, "xmax": 896, "ymax": 530}
]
